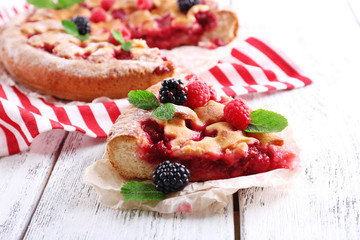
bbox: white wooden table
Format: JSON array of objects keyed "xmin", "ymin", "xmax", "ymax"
[{"xmin": 1, "ymin": 0, "xmax": 360, "ymax": 239}]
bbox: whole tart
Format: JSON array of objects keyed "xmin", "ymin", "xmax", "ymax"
[
  {"xmin": 0, "ymin": 0, "xmax": 238, "ymax": 101},
  {"xmin": 106, "ymin": 76, "xmax": 297, "ymax": 181}
]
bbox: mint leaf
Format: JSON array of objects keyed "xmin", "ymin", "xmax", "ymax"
[
  {"xmin": 127, "ymin": 90, "xmax": 175, "ymax": 120},
  {"xmin": 128, "ymin": 90, "xmax": 160, "ymax": 110},
  {"xmin": 61, "ymin": 20, "xmax": 89, "ymax": 41},
  {"xmin": 152, "ymin": 103, "xmax": 175, "ymax": 120},
  {"xmin": 121, "ymin": 181, "xmax": 165, "ymax": 201},
  {"xmin": 57, "ymin": 0, "xmax": 84, "ymax": 9},
  {"xmin": 62, "ymin": 20, "xmax": 78, "ymax": 35},
  {"xmin": 27, "ymin": 0, "xmax": 84, "ymax": 9},
  {"xmin": 245, "ymin": 109, "xmax": 288, "ymax": 133},
  {"xmin": 112, "ymin": 30, "xmax": 125, "ymax": 43},
  {"xmin": 111, "ymin": 30, "xmax": 132, "ymax": 52},
  {"xmin": 76, "ymin": 33, "xmax": 90, "ymax": 41},
  {"xmin": 27, "ymin": 0, "xmax": 57, "ymax": 8},
  {"xmin": 122, "ymin": 41, "xmax": 132, "ymax": 52}
]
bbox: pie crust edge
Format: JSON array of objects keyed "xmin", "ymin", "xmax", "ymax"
[{"xmin": 0, "ymin": 13, "xmax": 175, "ymax": 101}]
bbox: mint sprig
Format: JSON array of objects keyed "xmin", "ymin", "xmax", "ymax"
[
  {"xmin": 128, "ymin": 90, "xmax": 175, "ymax": 120},
  {"xmin": 111, "ymin": 30, "xmax": 132, "ymax": 52},
  {"xmin": 128, "ymin": 90, "xmax": 160, "ymax": 110},
  {"xmin": 61, "ymin": 20, "xmax": 89, "ymax": 41},
  {"xmin": 27, "ymin": 0, "xmax": 84, "ymax": 9},
  {"xmin": 153, "ymin": 103, "xmax": 175, "ymax": 120},
  {"xmin": 245, "ymin": 109, "xmax": 288, "ymax": 133},
  {"xmin": 121, "ymin": 181, "xmax": 165, "ymax": 201}
]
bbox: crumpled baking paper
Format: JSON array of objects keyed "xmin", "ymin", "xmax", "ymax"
[{"xmin": 83, "ymin": 128, "xmax": 301, "ymax": 213}]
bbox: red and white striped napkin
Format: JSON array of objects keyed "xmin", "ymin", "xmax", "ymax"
[
  {"xmin": 0, "ymin": 2, "xmax": 29, "ymax": 25},
  {"xmin": 0, "ymin": 3, "xmax": 312, "ymax": 156}
]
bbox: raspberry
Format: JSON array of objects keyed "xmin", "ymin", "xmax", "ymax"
[
  {"xmin": 90, "ymin": 7, "xmax": 107, "ymax": 23},
  {"xmin": 224, "ymin": 98, "xmax": 251, "ymax": 130},
  {"xmin": 136, "ymin": 0, "xmax": 153, "ymax": 10},
  {"xmin": 185, "ymin": 80, "xmax": 210, "ymax": 109},
  {"xmin": 108, "ymin": 27, "xmax": 131, "ymax": 45},
  {"xmin": 101, "ymin": 0, "xmax": 114, "ymax": 11},
  {"xmin": 153, "ymin": 160, "xmax": 191, "ymax": 194},
  {"xmin": 177, "ymin": 0, "xmax": 200, "ymax": 13},
  {"xmin": 209, "ymin": 87, "xmax": 217, "ymax": 101},
  {"xmin": 159, "ymin": 79, "xmax": 187, "ymax": 105},
  {"xmin": 71, "ymin": 16, "xmax": 91, "ymax": 35}
]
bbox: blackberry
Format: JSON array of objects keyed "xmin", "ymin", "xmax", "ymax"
[
  {"xmin": 153, "ymin": 161, "xmax": 191, "ymax": 194},
  {"xmin": 177, "ymin": 0, "xmax": 200, "ymax": 13},
  {"xmin": 159, "ymin": 79, "xmax": 188, "ymax": 105},
  {"xmin": 72, "ymin": 16, "xmax": 91, "ymax": 35}
]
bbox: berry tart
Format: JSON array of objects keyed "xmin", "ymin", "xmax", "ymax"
[
  {"xmin": 0, "ymin": 0, "xmax": 238, "ymax": 101},
  {"xmin": 106, "ymin": 74, "xmax": 298, "ymax": 186}
]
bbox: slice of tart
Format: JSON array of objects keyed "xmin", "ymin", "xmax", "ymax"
[{"xmin": 106, "ymin": 75, "xmax": 298, "ymax": 181}]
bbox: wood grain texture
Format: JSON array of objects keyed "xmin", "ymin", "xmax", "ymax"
[
  {"xmin": 234, "ymin": 0, "xmax": 360, "ymax": 238},
  {"xmin": 2, "ymin": 0, "xmax": 360, "ymax": 238},
  {"xmin": 23, "ymin": 132, "xmax": 234, "ymax": 240},
  {"xmin": 0, "ymin": 130, "xmax": 67, "ymax": 240}
]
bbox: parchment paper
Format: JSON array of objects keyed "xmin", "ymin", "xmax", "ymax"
[{"xmin": 83, "ymin": 128, "xmax": 301, "ymax": 213}]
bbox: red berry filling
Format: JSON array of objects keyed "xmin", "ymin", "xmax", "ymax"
[
  {"xmin": 111, "ymin": 9, "xmax": 127, "ymax": 21},
  {"xmin": 152, "ymin": 62, "xmax": 175, "ymax": 76},
  {"xmin": 140, "ymin": 120, "xmax": 295, "ymax": 181},
  {"xmin": 141, "ymin": 119, "xmax": 164, "ymax": 143},
  {"xmin": 40, "ymin": 43, "xmax": 55, "ymax": 54},
  {"xmin": 130, "ymin": 10, "xmax": 217, "ymax": 49},
  {"xmin": 113, "ymin": 49, "xmax": 133, "ymax": 59},
  {"xmin": 195, "ymin": 11, "xmax": 217, "ymax": 31},
  {"xmin": 80, "ymin": 51, "xmax": 91, "ymax": 59}
]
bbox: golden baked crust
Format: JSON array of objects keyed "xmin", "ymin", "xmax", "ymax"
[
  {"xmin": 106, "ymin": 84, "xmax": 159, "ymax": 179},
  {"xmin": 106, "ymin": 81, "xmax": 289, "ymax": 181},
  {"xmin": 0, "ymin": 11, "xmax": 174, "ymax": 101},
  {"xmin": 200, "ymin": 10, "xmax": 239, "ymax": 46}
]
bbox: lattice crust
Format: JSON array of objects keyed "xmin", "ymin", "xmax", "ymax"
[
  {"xmin": 21, "ymin": 5, "xmax": 162, "ymax": 63},
  {"xmin": 19, "ymin": 0, "xmax": 235, "ymax": 62},
  {"xmin": 106, "ymin": 81, "xmax": 289, "ymax": 180},
  {"xmin": 152, "ymin": 100, "xmax": 284, "ymax": 159}
]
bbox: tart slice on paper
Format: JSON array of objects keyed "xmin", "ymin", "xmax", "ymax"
[{"xmin": 83, "ymin": 74, "xmax": 301, "ymax": 213}]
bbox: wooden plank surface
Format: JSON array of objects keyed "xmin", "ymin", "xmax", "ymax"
[
  {"xmin": 1, "ymin": 0, "xmax": 360, "ymax": 239},
  {"xmin": 23, "ymin": 132, "xmax": 235, "ymax": 240},
  {"xmin": 235, "ymin": 0, "xmax": 360, "ymax": 238},
  {"xmin": 0, "ymin": 130, "xmax": 67, "ymax": 240}
]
